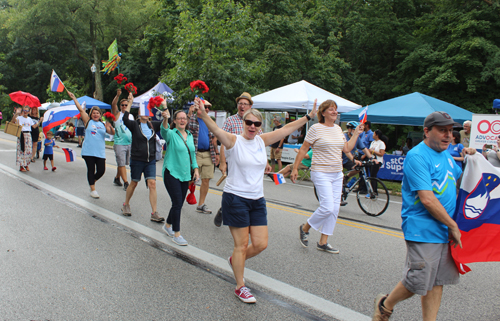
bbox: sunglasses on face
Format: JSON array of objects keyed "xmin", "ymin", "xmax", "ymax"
[
  {"xmin": 120, "ymin": 104, "xmax": 127, "ymax": 107},
  {"xmin": 244, "ymin": 119, "xmax": 262, "ymax": 127}
]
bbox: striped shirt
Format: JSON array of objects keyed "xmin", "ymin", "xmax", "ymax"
[
  {"xmin": 305, "ymin": 123, "xmax": 346, "ymax": 173},
  {"xmin": 222, "ymin": 113, "xmax": 263, "ymax": 135}
]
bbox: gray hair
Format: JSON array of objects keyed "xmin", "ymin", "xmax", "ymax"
[
  {"xmin": 463, "ymin": 120, "xmax": 472, "ymax": 126},
  {"xmin": 243, "ymin": 109, "xmax": 263, "ymax": 122}
]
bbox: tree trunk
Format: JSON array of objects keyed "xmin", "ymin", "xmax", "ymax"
[{"xmin": 90, "ymin": 21, "xmax": 103, "ymax": 101}]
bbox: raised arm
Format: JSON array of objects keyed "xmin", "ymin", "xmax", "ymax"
[
  {"xmin": 67, "ymin": 90, "xmax": 89, "ymax": 125},
  {"xmin": 343, "ymin": 123, "xmax": 364, "ymax": 153},
  {"xmin": 260, "ymin": 99, "xmax": 317, "ymax": 147},
  {"xmin": 194, "ymin": 97, "xmax": 236, "ymax": 149},
  {"xmin": 111, "ymin": 89, "xmax": 122, "ymax": 117}
]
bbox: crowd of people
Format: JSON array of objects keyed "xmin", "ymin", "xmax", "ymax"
[{"xmin": 9, "ymin": 89, "xmax": 499, "ymax": 319}]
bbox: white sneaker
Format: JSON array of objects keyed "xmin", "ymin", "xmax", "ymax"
[{"xmin": 90, "ymin": 190, "xmax": 100, "ymax": 199}]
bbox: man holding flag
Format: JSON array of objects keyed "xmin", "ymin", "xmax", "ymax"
[{"xmin": 372, "ymin": 112, "xmax": 476, "ymax": 321}]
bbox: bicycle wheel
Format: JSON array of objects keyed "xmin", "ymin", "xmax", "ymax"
[{"xmin": 356, "ymin": 177, "xmax": 389, "ymax": 216}]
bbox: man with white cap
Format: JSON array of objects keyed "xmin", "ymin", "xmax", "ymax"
[{"xmin": 372, "ymin": 111, "xmax": 476, "ymax": 321}]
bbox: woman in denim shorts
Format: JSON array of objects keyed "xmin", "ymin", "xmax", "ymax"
[{"xmin": 193, "ymin": 97, "xmax": 317, "ymax": 304}]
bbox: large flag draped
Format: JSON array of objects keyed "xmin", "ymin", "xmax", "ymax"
[
  {"xmin": 42, "ymin": 103, "xmax": 83, "ymax": 135},
  {"xmin": 452, "ymin": 154, "xmax": 500, "ymax": 274}
]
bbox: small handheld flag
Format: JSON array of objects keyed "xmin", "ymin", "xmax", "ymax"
[
  {"xmin": 358, "ymin": 106, "xmax": 368, "ymax": 124},
  {"xmin": 62, "ymin": 148, "xmax": 76, "ymax": 162},
  {"xmin": 50, "ymin": 70, "xmax": 65, "ymax": 92},
  {"xmin": 268, "ymin": 173, "xmax": 286, "ymax": 185},
  {"xmin": 139, "ymin": 101, "xmax": 154, "ymax": 117}
]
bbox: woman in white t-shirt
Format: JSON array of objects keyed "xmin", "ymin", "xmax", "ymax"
[
  {"xmin": 193, "ymin": 97, "xmax": 316, "ymax": 304},
  {"xmin": 12, "ymin": 106, "xmax": 43, "ymax": 171},
  {"xmin": 291, "ymin": 99, "xmax": 364, "ymax": 255},
  {"xmin": 368, "ymin": 129, "xmax": 386, "ymax": 195}
]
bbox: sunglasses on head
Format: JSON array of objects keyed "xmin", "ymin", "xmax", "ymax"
[{"xmin": 244, "ymin": 119, "xmax": 262, "ymax": 127}]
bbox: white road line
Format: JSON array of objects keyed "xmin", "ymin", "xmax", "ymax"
[{"xmin": 0, "ymin": 162, "xmax": 370, "ymax": 321}]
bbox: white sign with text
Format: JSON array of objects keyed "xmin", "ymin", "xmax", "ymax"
[{"xmin": 470, "ymin": 114, "xmax": 500, "ymax": 149}]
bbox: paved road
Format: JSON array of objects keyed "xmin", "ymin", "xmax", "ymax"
[{"xmin": 0, "ymin": 132, "xmax": 499, "ymax": 320}]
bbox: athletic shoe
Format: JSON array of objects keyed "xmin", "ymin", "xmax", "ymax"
[
  {"xmin": 372, "ymin": 294, "xmax": 392, "ymax": 321},
  {"xmin": 316, "ymin": 242, "xmax": 339, "ymax": 254},
  {"xmin": 234, "ymin": 286, "xmax": 256, "ymax": 304},
  {"xmin": 90, "ymin": 190, "xmax": 100, "ymax": 199},
  {"xmin": 196, "ymin": 204, "xmax": 212, "ymax": 214},
  {"xmin": 150, "ymin": 212, "xmax": 165, "ymax": 222},
  {"xmin": 52, "ymin": 167, "xmax": 57, "ymax": 172},
  {"xmin": 340, "ymin": 200, "xmax": 348, "ymax": 206},
  {"xmin": 214, "ymin": 208, "xmax": 223, "ymax": 227},
  {"xmin": 25, "ymin": 166, "xmax": 29, "ymax": 171},
  {"xmin": 162, "ymin": 224, "xmax": 174, "ymax": 237},
  {"xmin": 121, "ymin": 203, "xmax": 131, "ymax": 216},
  {"xmin": 113, "ymin": 177, "xmax": 123, "ymax": 186},
  {"xmin": 20, "ymin": 167, "xmax": 26, "ymax": 172},
  {"xmin": 123, "ymin": 182, "xmax": 129, "ymax": 191},
  {"xmin": 44, "ymin": 167, "xmax": 48, "ymax": 170},
  {"xmin": 299, "ymin": 224, "xmax": 309, "ymax": 247},
  {"xmin": 172, "ymin": 235, "xmax": 188, "ymax": 246}
]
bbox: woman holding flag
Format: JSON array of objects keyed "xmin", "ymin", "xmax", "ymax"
[
  {"xmin": 193, "ymin": 96, "xmax": 316, "ymax": 304},
  {"xmin": 67, "ymin": 90, "xmax": 114, "ymax": 199},
  {"xmin": 291, "ymin": 99, "xmax": 364, "ymax": 255},
  {"xmin": 12, "ymin": 105, "xmax": 43, "ymax": 171}
]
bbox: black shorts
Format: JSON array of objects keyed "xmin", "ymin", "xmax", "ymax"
[
  {"xmin": 343, "ymin": 159, "xmax": 355, "ymax": 171},
  {"xmin": 43, "ymin": 154, "xmax": 53, "ymax": 161}
]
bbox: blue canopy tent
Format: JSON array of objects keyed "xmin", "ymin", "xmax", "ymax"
[
  {"xmin": 60, "ymin": 96, "xmax": 111, "ymax": 110},
  {"xmin": 340, "ymin": 92, "xmax": 473, "ymax": 126}
]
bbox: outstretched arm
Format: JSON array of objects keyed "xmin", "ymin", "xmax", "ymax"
[
  {"xmin": 194, "ymin": 97, "xmax": 236, "ymax": 149},
  {"xmin": 67, "ymin": 90, "xmax": 89, "ymax": 125},
  {"xmin": 260, "ymin": 99, "xmax": 317, "ymax": 147}
]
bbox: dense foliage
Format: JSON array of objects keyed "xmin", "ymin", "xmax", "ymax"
[{"xmin": 1, "ymin": 0, "xmax": 499, "ymax": 123}]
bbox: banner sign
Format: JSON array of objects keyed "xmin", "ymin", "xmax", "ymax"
[
  {"xmin": 377, "ymin": 154, "xmax": 405, "ymax": 181},
  {"xmin": 266, "ymin": 144, "xmax": 302, "ymax": 163},
  {"xmin": 469, "ymin": 114, "xmax": 500, "ymax": 150}
]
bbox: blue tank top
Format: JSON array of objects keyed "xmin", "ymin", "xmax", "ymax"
[{"xmin": 82, "ymin": 120, "xmax": 106, "ymax": 158}]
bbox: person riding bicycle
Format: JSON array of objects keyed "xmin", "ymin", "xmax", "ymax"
[{"xmin": 342, "ymin": 121, "xmax": 372, "ymax": 193}]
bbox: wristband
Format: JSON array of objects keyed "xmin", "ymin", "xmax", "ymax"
[{"xmin": 305, "ymin": 114, "xmax": 311, "ymax": 121}]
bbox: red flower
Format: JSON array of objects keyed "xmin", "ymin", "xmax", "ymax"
[
  {"xmin": 124, "ymin": 82, "xmax": 137, "ymax": 95},
  {"xmin": 114, "ymin": 73, "xmax": 127, "ymax": 85},
  {"xmin": 148, "ymin": 96, "xmax": 164, "ymax": 110},
  {"xmin": 190, "ymin": 80, "xmax": 209, "ymax": 94},
  {"xmin": 103, "ymin": 112, "xmax": 116, "ymax": 122}
]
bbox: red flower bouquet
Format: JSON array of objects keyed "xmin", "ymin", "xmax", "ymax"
[
  {"xmin": 148, "ymin": 96, "xmax": 164, "ymax": 110},
  {"xmin": 124, "ymin": 82, "xmax": 137, "ymax": 95},
  {"xmin": 190, "ymin": 80, "xmax": 209, "ymax": 98},
  {"xmin": 103, "ymin": 112, "xmax": 116, "ymax": 122},
  {"xmin": 114, "ymin": 73, "xmax": 128, "ymax": 88}
]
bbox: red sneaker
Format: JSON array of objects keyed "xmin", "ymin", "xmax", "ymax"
[
  {"xmin": 234, "ymin": 286, "xmax": 256, "ymax": 303},
  {"xmin": 20, "ymin": 166, "xmax": 26, "ymax": 172},
  {"xmin": 25, "ymin": 166, "xmax": 29, "ymax": 171},
  {"xmin": 44, "ymin": 167, "xmax": 48, "ymax": 170},
  {"xmin": 52, "ymin": 167, "xmax": 57, "ymax": 172}
]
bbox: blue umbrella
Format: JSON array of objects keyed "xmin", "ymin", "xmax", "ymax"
[
  {"xmin": 340, "ymin": 92, "xmax": 473, "ymax": 126},
  {"xmin": 61, "ymin": 96, "xmax": 111, "ymax": 110}
]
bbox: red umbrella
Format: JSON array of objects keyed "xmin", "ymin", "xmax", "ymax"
[{"xmin": 9, "ymin": 91, "xmax": 41, "ymax": 108}]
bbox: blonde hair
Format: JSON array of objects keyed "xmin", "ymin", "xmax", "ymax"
[
  {"xmin": 317, "ymin": 100, "xmax": 337, "ymax": 123},
  {"xmin": 242, "ymin": 109, "xmax": 263, "ymax": 122}
]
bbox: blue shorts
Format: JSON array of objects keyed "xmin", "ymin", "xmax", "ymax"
[
  {"xmin": 130, "ymin": 159, "xmax": 156, "ymax": 182},
  {"xmin": 221, "ymin": 192, "xmax": 267, "ymax": 227},
  {"xmin": 76, "ymin": 127, "xmax": 85, "ymax": 136}
]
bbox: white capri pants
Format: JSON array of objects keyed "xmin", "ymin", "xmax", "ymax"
[{"xmin": 308, "ymin": 171, "xmax": 343, "ymax": 235}]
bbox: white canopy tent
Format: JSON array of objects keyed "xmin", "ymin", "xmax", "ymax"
[
  {"xmin": 252, "ymin": 80, "xmax": 361, "ymax": 113},
  {"xmin": 132, "ymin": 82, "xmax": 174, "ymax": 109}
]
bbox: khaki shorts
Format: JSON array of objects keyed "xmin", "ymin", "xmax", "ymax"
[
  {"xmin": 270, "ymin": 147, "xmax": 282, "ymax": 160},
  {"xmin": 290, "ymin": 163, "xmax": 308, "ymax": 171},
  {"xmin": 196, "ymin": 151, "xmax": 214, "ymax": 180},
  {"xmin": 114, "ymin": 144, "xmax": 131, "ymax": 167},
  {"xmin": 402, "ymin": 241, "xmax": 459, "ymax": 296}
]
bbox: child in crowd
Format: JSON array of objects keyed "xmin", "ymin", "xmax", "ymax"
[{"xmin": 43, "ymin": 131, "xmax": 59, "ymax": 171}]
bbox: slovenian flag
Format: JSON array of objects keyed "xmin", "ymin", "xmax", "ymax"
[
  {"xmin": 451, "ymin": 154, "xmax": 500, "ymax": 274},
  {"xmin": 50, "ymin": 70, "xmax": 65, "ymax": 92},
  {"xmin": 270, "ymin": 173, "xmax": 286, "ymax": 185},
  {"xmin": 358, "ymin": 106, "xmax": 368, "ymax": 124},
  {"xmin": 42, "ymin": 103, "xmax": 82, "ymax": 135},
  {"xmin": 139, "ymin": 101, "xmax": 154, "ymax": 117},
  {"xmin": 62, "ymin": 148, "xmax": 76, "ymax": 162}
]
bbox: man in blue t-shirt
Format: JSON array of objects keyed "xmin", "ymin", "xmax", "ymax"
[
  {"xmin": 372, "ymin": 112, "xmax": 477, "ymax": 321},
  {"xmin": 187, "ymin": 101, "xmax": 219, "ymax": 214}
]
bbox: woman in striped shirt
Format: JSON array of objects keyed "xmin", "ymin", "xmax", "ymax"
[{"xmin": 291, "ymin": 100, "xmax": 364, "ymax": 254}]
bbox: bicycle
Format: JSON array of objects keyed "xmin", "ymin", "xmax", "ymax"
[{"xmin": 313, "ymin": 160, "xmax": 390, "ymax": 216}]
